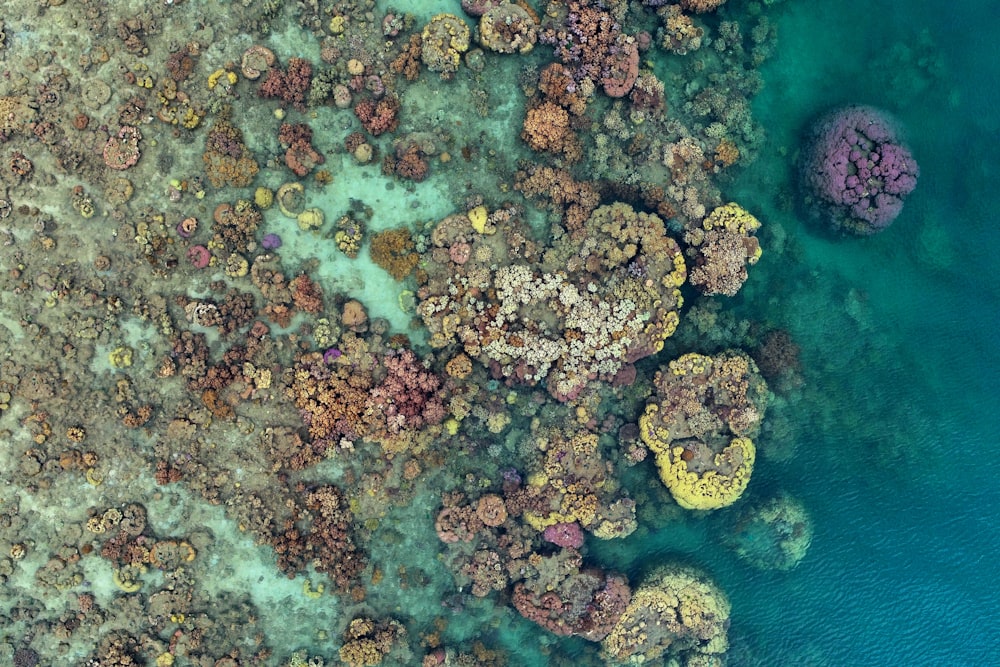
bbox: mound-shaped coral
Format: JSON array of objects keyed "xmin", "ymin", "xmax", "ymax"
[
  {"xmin": 421, "ymin": 13, "xmax": 470, "ymax": 76},
  {"xmin": 601, "ymin": 565, "xmax": 730, "ymax": 665},
  {"xmin": 800, "ymin": 105, "xmax": 919, "ymax": 235},
  {"xmin": 639, "ymin": 351, "xmax": 769, "ymax": 509},
  {"xmin": 724, "ymin": 492, "xmax": 813, "ymax": 570},
  {"xmin": 686, "ymin": 202, "xmax": 763, "ymax": 297},
  {"xmin": 417, "ymin": 203, "xmax": 685, "ymax": 402}
]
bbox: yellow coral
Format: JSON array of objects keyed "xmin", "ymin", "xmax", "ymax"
[
  {"xmin": 523, "ymin": 509, "xmax": 572, "ymax": 531},
  {"xmin": 703, "ymin": 202, "xmax": 761, "ymax": 235},
  {"xmin": 664, "ymin": 252, "xmax": 687, "ymax": 287},
  {"xmin": 276, "ymin": 182, "xmax": 305, "ymax": 218},
  {"xmin": 339, "ymin": 638, "xmax": 383, "ymax": 667},
  {"xmin": 638, "ymin": 404, "xmax": 669, "ymax": 454},
  {"xmin": 335, "ymin": 230, "xmax": 362, "ymax": 256},
  {"xmin": 302, "ymin": 579, "xmax": 325, "ymax": 599},
  {"xmin": 112, "ymin": 565, "xmax": 144, "ymax": 593},
  {"xmin": 602, "ymin": 565, "xmax": 730, "ymax": 664},
  {"xmin": 486, "ymin": 411, "xmax": 510, "ymax": 433},
  {"xmin": 654, "ymin": 438, "xmax": 755, "ymax": 510},
  {"xmin": 421, "ymin": 14, "xmax": 471, "ymax": 75},
  {"xmin": 207, "ymin": 68, "xmax": 237, "ymax": 90},
  {"xmin": 181, "ymin": 106, "xmax": 201, "ymax": 129},
  {"xmin": 109, "ymin": 346, "xmax": 134, "ymax": 368},
  {"xmin": 468, "ymin": 205, "xmax": 492, "ymax": 234},
  {"xmin": 527, "ymin": 471, "xmax": 548, "ymax": 488},
  {"xmin": 224, "ymin": 253, "xmax": 249, "ymax": 278},
  {"xmin": 329, "ymin": 15, "xmax": 347, "ymax": 34},
  {"xmin": 254, "ymin": 186, "xmax": 274, "ymax": 209},
  {"xmin": 670, "ymin": 352, "xmax": 711, "ymax": 376},
  {"xmin": 296, "ymin": 207, "xmax": 324, "ymax": 231}
]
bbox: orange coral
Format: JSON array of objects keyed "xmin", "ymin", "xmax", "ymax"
[
  {"xmin": 202, "ymin": 121, "xmax": 259, "ymax": 188},
  {"xmin": 521, "ymin": 101, "xmax": 580, "ymax": 161},
  {"xmin": 714, "ymin": 138, "xmax": 740, "ymax": 168},
  {"xmin": 445, "ymin": 353, "xmax": 473, "ymax": 379},
  {"xmin": 476, "ymin": 494, "xmax": 509, "ymax": 527},
  {"xmin": 538, "ymin": 63, "xmax": 587, "ymax": 115},
  {"xmin": 513, "ymin": 164, "xmax": 599, "ymax": 230},
  {"xmin": 390, "ymin": 35, "xmax": 423, "ymax": 81},
  {"xmin": 287, "ymin": 352, "xmax": 373, "ymax": 455},
  {"xmin": 342, "ymin": 299, "xmax": 368, "ymax": 330},
  {"xmin": 289, "ymin": 274, "xmax": 324, "ymax": 313}
]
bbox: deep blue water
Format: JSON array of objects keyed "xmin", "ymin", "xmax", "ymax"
[{"xmin": 710, "ymin": 1, "xmax": 1000, "ymax": 664}]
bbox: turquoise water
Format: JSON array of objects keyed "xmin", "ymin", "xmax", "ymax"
[
  {"xmin": 714, "ymin": 1, "xmax": 1000, "ymax": 663},
  {"xmin": 2, "ymin": 0, "xmax": 997, "ymax": 664}
]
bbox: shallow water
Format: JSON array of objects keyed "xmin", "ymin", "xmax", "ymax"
[{"xmin": 0, "ymin": 0, "xmax": 996, "ymax": 665}]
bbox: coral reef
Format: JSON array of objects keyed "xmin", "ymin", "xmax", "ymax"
[
  {"xmin": 421, "ymin": 14, "xmax": 471, "ymax": 77},
  {"xmin": 103, "ymin": 125, "xmax": 142, "ymax": 170},
  {"xmin": 354, "ymin": 95, "xmax": 401, "ymax": 137},
  {"xmin": 417, "ymin": 202, "xmax": 685, "ymax": 402},
  {"xmin": 338, "ymin": 617, "xmax": 408, "ymax": 667},
  {"xmin": 478, "ymin": 4, "xmax": 538, "ymax": 54},
  {"xmin": 0, "ymin": 0, "xmax": 799, "ymax": 662},
  {"xmin": 202, "ymin": 121, "xmax": 260, "ymax": 188},
  {"xmin": 686, "ymin": 202, "xmax": 763, "ymax": 297},
  {"xmin": 370, "ymin": 228, "xmax": 420, "ymax": 280},
  {"xmin": 521, "ymin": 425, "xmax": 637, "ymax": 540},
  {"xmin": 258, "ymin": 56, "xmax": 313, "ymax": 112}
]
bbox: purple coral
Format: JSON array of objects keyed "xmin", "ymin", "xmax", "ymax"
[
  {"xmin": 261, "ymin": 233, "xmax": 282, "ymax": 250},
  {"xmin": 800, "ymin": 105, "xmax": 919, "ymax": 235}
]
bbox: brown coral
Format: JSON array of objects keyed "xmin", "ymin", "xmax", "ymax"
[
  {"xmin": 370, "ymin": 228, "xmax": 419, "ymax": 280},
  {"xmin": 679, "ymin": 0, "xmax": 727, "ymax": 13},
  {"xmin": 476, "ymin": 494, "xmax": 509, "ymax": 527}
]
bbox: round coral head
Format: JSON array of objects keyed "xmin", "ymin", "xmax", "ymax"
[{"xmin": 800, "ymin": 105, "xmax": 919, "ymax": 235}]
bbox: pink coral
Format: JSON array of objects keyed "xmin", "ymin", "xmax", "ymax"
[
  {"xmin": 540, "ymin": 0, "xmax": 642, "ymax": 102},
  {"xmin": 801, "ymin": 105, "xmax": 919, "ymax": 234},
  {"xmin": 369, "ymin": 348, "xmax": 446, "ymax": 435},
  {"xmin": 186, "ymin": 245, "xmax": 211, "ymax": 269},
  {"xmin": 543, "ymin": 522, "xmax": 585, "ymax": 549},
  {"xmin": 601, "ymin": 40, "xmax": 639, "ymax": 98},
  {"xmin": 448, "ymin": 241, "xmax": 471, "ymax": 265},
  {"xmin": 512, "ymin": 566, "xmax": 631, "ymax": 641},
  {"xmin": 258, "ymin": 57, "xmax": 312, "ymax": 112}
]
